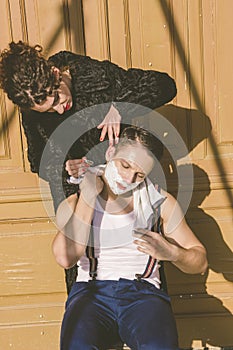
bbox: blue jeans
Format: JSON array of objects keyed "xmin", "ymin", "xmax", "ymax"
[{"xmin": 60, "ymin": 278, "xmax": 179, "ymax": 350}]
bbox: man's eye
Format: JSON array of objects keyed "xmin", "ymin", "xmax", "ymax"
[
  {"xmin": 137, "ymin": 174, "xmax": 145, "ymax": 179},
  {"xmin": 121, "ymin": 162, "xmax": 129, "ymax": 168}
]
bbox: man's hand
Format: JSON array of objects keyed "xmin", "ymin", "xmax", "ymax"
[
  {"xmin": 97, "ymin": 104, "xmax": 121, "ymax": 145},
  {"xmin": 133, "ymin": 227, "xmax": 208, "ymax": 275},
  {"xmin": 133, "ymin": 229, "xmax": 179, "ymax": 262}
]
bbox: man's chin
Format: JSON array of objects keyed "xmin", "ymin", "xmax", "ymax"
[{"xmin": 114, "ymin": 189, "xmax": 133, "ymax": 196}]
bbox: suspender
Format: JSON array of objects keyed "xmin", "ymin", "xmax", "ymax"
[
  {"xmin": 86, "ymin": 184, "xmax": 164, "ymax": 283},
  {"xmin": 86, "ymin": 227, "xmax": 98, "ymax": 280},
  {"xmin": 135, "ymin": 186, "xmax": 163, "ymax": 280}
]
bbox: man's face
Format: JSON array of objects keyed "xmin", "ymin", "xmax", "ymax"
[
  {"xmin": 31, "ymin": 79, "xmax": 73, "ymax": 114},
  {"xmin": 104, "ymin": 143, "xmax": 155, "ymax": 195}
]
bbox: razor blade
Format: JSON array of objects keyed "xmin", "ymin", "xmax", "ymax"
[{"xmin": 83, "ymin": 159, "xmax": 94, "ymax": 166}]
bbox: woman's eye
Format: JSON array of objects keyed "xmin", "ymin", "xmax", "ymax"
[{"xmin": 51, "ymin": 91, "xmax": 60, "ymax": 107}]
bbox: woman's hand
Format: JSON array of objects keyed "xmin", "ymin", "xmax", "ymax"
[
  {"xmin": 65, "ymin": 157, "xmax": 91, "ymax": 178},
  {"xmin": 97, "ymin": 104, "xmax": 121, "ymax": 145}
]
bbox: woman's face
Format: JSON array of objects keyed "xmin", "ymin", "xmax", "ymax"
[
  {"xmin": 31, "ymin": 78, "xmax": 73, "ymax": 114},
  {"xmin": 104, "ymin": 144, "xmax": 155, "ymax": 195}
]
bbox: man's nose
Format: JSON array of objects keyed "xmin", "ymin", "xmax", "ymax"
[{"xmin": 124, "ymin": 172, "xmax": 136, "ymax": 184}]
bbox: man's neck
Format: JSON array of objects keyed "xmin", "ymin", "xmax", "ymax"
[{"xmin": 98, "ymin": 186, "xmax": 133, "ymax": 215}]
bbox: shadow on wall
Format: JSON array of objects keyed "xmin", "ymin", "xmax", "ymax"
[
  {"xmin": 167, "ymin": 163, "xmax": 233, "ymax": 348},
  {"xmin": 149, "ymin": 104, "xmax": 233, "ymax": 348},
  {"xmin": 156, "ymin": 2, "xmax": 233, "ymax": 344},
  {"xmin": 150, "ymin": 103, "xmax": 212, "ymax": 191}
]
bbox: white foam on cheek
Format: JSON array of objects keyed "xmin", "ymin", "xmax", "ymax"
[{"xmin": 104, "ymin": 160, "xmax": 140, "ymax": 195}]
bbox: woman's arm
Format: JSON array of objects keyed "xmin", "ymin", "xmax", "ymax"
[{"xmin": 134, "ymin": 190, "xmax": 208, "ymax": 274}]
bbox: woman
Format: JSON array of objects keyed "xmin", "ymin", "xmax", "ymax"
[
  {"xmin": 0, "ymin": 41, "xmax": 176, "ymax": 184},
  {"xmin": 53, "ymin": 126, "xmax": 208, "ymax": 350}
]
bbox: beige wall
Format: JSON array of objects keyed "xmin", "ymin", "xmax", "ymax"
[{"xmin": 0, "ymin": 1, "xmax": 233, "ymax": 349}]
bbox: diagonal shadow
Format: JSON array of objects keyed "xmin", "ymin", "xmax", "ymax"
[
  {"xmin": 158, "ymin": 0, "xmax": 233, "ymax": 210},
  {"xmin": 0, "ymin": 105, "xmax": 15, "ymax": 140}
]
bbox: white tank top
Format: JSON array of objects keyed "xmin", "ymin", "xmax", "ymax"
[{"xmin": 76, "ymin": 198, "xmax": 161, "ymax": 288}]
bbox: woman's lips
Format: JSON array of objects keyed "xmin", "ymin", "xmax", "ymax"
[{"xmin": 64, "ymin": 102, "xmax": 71, "ymax": 111}]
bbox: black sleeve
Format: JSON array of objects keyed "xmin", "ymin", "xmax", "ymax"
[
  {"xmin": 21, "ymin": 110, "xmax": 70, "ymax": 182},
  {"xmin": 49, "ymin": 51, "xmax": 176, "ymax": 115},
  {"xmin": 21, "ymin": 110, "xmax": 47, "ymax": 178},
  {"xmin": 48, "ymin": 51, "xmax": 78, "ymax": 71},
  {"xmin": 109, "ymin": 63, "xmax": 177, "ymax": 117}
]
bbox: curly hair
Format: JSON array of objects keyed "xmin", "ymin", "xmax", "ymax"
[
  {"xmin": 118, "ymin": 125, "xmax": 164, "ymax": 160},
  {"xmin": 0, "ymin": 41, "xmax": 61, "ymax": 108}
]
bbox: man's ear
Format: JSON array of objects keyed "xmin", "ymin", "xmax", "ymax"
[{"xmin": 105, "ymin": 144, "xmax": 116, "ymax": 162}]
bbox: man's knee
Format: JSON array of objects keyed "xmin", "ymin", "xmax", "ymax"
[{"xmin": 127, "ymin": 334, "xmax": 179, "ymax": 350}]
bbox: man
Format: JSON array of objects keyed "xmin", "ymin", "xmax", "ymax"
[{"xmin": 53, "ymin": 126, "xmax": 207, "ymax": 350}]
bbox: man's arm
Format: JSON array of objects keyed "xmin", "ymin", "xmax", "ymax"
[
  {"xmin": 52, "ymin": 193, "xmax": 95, "ymax": 269},
  {"xmin": 52, "ymin": 172, "xmax": 103, "ymax": 269}
]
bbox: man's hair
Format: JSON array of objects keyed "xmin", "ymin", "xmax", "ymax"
[
  {"xmin": 0, "ymin": 41, "xmax": 60, "ymax": 108},
  {"xmin": 118, "ymin": 125, "xmax": 163, "ymax": 160}
]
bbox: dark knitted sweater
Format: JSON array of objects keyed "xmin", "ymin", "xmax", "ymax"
[{"xmin": 21, "ymin": 51, "xmax": 176, "ymax": 292}]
